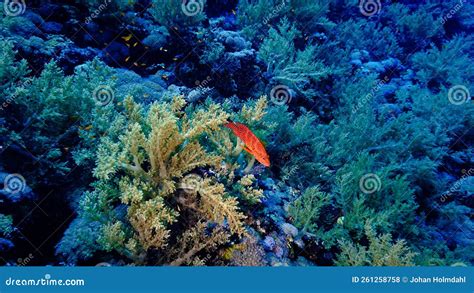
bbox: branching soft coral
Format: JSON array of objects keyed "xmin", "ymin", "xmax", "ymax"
[
  {"xmin": 262, "ymin": 105, "xmax": 331, "ymax": 188},
  {"xmin": 0, "ymin": 213, "xmax": 13, "ymax": 237},
  {"xmin": 0, "ymin": 39, "xmax": 29, "ymax": 95},
  {"xmin": 258, "ymin": 19, "xmax": 330, "ymax": 100},
  {"xmin": 169, "ymin": 221, "xmax": 230, "ymax": 266},
  {"xmin": 288, "ymin": 186, "xmax": 331, "ymax": 234},
  {"xmin": 411, "ymin": 35, "xmax": 474, "ymax": 87},
  {"xmin": 149, "ymin": 0, "xmax": 207, "ymax": 27},
  {"xmin": 336, "ymin": 221, "xmax": 416, "ymax": 266},
  {"xmin": 80, "ymin": 95, "xmax": 258, "ymax": 265},
  {"xmin": 0, "ymin": 51, "xmax": 114, "ymax": 186},
  {"xmin": 384, "ymin": 3, "xmax": 443, "ymax": 50},
  {"xmin": 94, "ymin": 95, "xmax": 227, "ymax": 191},
  {"xmin": 335, "ymin": 19, "xmax": 401, "ymax": 59},
  {"xmin": 237, "ymin": 0, "xmax": 334, "ymax": 40}
]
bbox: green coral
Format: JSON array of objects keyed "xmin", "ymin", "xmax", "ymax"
[
  {"xmin": 0, "ymin": 55, "xmax": 115, "ymax": 185},
  {"xmin": 288, "ymin": 186, "xmax": 331, "ymax": 234},
  {"xmin": 0, "ymin": 214, "xmax": 13, "ymax": 236},
  {"xmin": 267, "ymin": 50, "xmax": 473, "ymax": 263},
  {"xmin": 336, "ymin": 221, "xmax": 416, "ymax": 266},
  {"xmin": 335, "ymin": 19, "xmax": 401, "ymax": 59},
  {"xmin": 258, "ymin": 19, "xmax": 330, "ymax": 100},
  {"xmin": 149, "ymin": 0, "xmax": 207, "ymax": 27},
  {"xmin": 384, "ymin": 3, "xmax": 443, "ymax": 50},
  {"xmin": 411, "ymin": 35, "xmax": 474, "ymax": 87},
  {"xmin": 237, "ymin": 0, "xmax": 279, "ymax": 40},
  {"xmin": 237, "ymin": 0, "xmax": 334, "ymax": 41},
  {"xmin": 263, "ymin": 106, "xmax": 331, "ymax": 188}
]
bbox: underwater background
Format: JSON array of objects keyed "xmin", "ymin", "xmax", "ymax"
[{"xmin": 0, "ymin": 0, "xmax": 472, "ymax": 266}]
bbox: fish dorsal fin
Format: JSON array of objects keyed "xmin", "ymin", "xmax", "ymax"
[
  {"xmin": 243, "ymin": 145, "xmax": 253, "ymax": 154},
  {"xmin": 224, "ymin": 119, "xmax": 237, "ymax": 129},
  {"xmin": 233, "ymin": 122, "xmax": 249, "ymax": 133}
]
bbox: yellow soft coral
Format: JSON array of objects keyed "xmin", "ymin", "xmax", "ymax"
[
  {"xmin": 235, "ymin": 174, "xmax": 264, "ymax": 204},
  {"xmin": 92, "ymin": 95, "xmax": 251, "ymax": 264},
  {"xmin": 169, "ymin": 221, "xmax": 229, "ymax": 266},
  {"xmin": 240, "ymin": 96, "xmax": 268, "ymax": 123},
  {"xmin": 198, "ymin": 178, "xmax": 247, "ymax": 236}
]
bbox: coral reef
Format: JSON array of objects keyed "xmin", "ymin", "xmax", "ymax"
[
  {"xmin": 335, "ymin": 221, "xmax": 416, "ymax": 266},
  {"xmin": 0, "ymin": 0, "xmax": 472, "ymax": 267},
  {"xmin": 58, "ymin": 95, "xmax": 273, "ymax": 265}
]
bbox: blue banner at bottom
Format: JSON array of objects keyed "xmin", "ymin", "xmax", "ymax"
[{"xmin": 0, "ymin": 267, "xmax": 472, "ymax": 293}]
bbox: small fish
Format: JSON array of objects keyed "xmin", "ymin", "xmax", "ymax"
[
  {"xmin": 121, "ymin": 34, "xmax": 132, "ymax": 42},
  {"xmin": 224, "ymin": 121, "xmax": 270, "ymax": 167},
  {"xmin": 70, "ymin": 115, "xmax": 80, "ymax": 121}
]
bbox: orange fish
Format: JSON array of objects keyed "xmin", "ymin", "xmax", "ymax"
[{"xmin": 224, "ymin": 121, "xmax": 270, "ymax": 167}]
